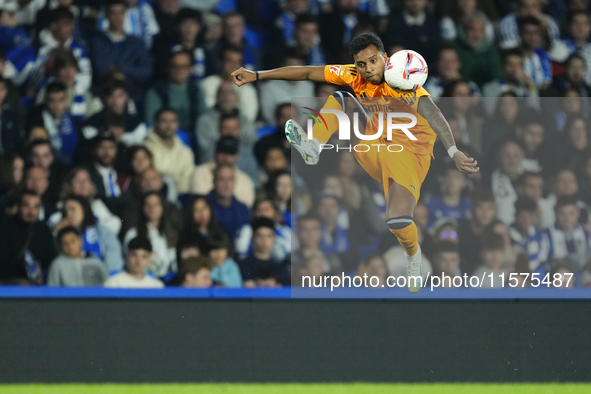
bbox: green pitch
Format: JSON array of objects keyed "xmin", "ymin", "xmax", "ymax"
[{"xmin": 1, "ymin": 384, "xmax": 590, "ymax": 394}]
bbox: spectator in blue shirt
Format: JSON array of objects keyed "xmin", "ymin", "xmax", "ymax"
[
  {"xmin": 518, "ymin": 16, "xmax": 552, "ymax": 91},
  {"xmin": 207, "ymin": 163, "xmax": 250, "ymax": 240},
  {"xmin": 206, "ymin": 231, "xmax": 242, "ymax": 287},
  {"xmin": 509, "ymin": 196, "xmax": 545, "ymax": 272},
  {"xmin": 90, "ymin": 0, "xmax": 152, "ymax": 100},
  {"xmin": 427, "ymin": 164, "xmax": 471, "ymax": 228}
]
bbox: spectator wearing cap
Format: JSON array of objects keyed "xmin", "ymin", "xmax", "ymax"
[
  {"xmin": 27, "ymin": 81, "xmax": 79, "ymax": 166},
  {"xmin": 152, "ymin": 8, "xmax": 206, "ymax": 81},
  {"xmin": 86, "ymin": 133, "xmax": 123, "ymax": 202},
  {"xmin": 190, "ymin": 135, "xmax": 254, "ymax": 207},
  {"xmin": 207, "ymin": 163, "xmax": 250, "ymax": 240},
  {"xmin": 144, "ymin": 107, "xmax": 195, "ymax": 194},
  {"xmin": 509, "ymin": 196, "xmax": 545, "ymax": 272},
  {"xmin": 144, "ymin": 50, "xmax": 206, "ymax": 133},
  {"xmin": 89, "ymin": 0, "xmax": 153, "ymax": 100},
  {"xmin": 0, "ymin": 191, "xmax": 57, "ymax": 285},
  {"xmin": 453, "ymin": 12, "xmax": 501, "ymax": 88}
]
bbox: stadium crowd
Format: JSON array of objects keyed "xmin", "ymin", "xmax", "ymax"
[{"xmin": 0, "ymin": 0, "xmax": 591, "ymax": 289}]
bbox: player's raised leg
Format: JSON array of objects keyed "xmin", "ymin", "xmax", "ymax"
[
  {"xmin": 286, "ymin": 91, "xmax": 367, "ymax": 165},
  {"xmin": 385, "ymin": 180, "xmax": 423, "ymax": 293}
]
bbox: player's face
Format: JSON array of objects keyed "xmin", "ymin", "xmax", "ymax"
[{"xmin": 353, "ymin": 45, "xmax": 388, "ymax": 86}]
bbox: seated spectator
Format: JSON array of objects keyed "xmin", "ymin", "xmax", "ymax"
[
  {"xmin": 431, "ymin": 241, "xmax": 462, "ymax": 286},
  {"xmin": 152, "ymin": 8, "xmax": 206, "ymax": 80},
  {"xmin": 201, "ymin": 45, "xmax": 258, "ymax": 122},
  {"xmin": 50, "ymin": 194, "xmax": 124, "ymax": 272},
  {"xmin": 26, "ymin": 139, "xmax": 66, "ymax": 205},
  {"xmin": 482, "ymin": 93, "xmax": 520, "ymax": 153},
  {"xmin": 472, "ymin": 232, "xmax": 508, "ymax": 288},
  {"xmin": 427, "ymin": 164, "xmax": 471, "ymax": 228},
  {"xmin": 123, "ymin": 192, "xmax": 178, "ymax": 278},
  {"xmin": 254, "ymin": 103, "xmax": 292, "ymax": 169},
  {"xmin": 178, "ymin": 256, "xmax": 213, "ymax": 288},
  {"xmin": 22, "ymin": 165, "xmax": 56, "ymax": 220},
  {"xmin": 235, "ymin": 197, "xmax": 292, "ymax": 261},
  {"xmin": 119, "ymin": 167, "xmax": 182, "ymax": 236},
  {"xmin": 316, "ymin": 192, "xmax": 356, "ymax": 269},
  {"xmin": 264, "ymin": 169, "xmax": 293, "ymax": 227},
  {"xmin": 0, "ymin": 76, "xmax": 24, "ymax": 154},
  {"xmin": 27, "ymin": 81, "xmax": 79, "ymax": 165},
  {"xmin": 144, "ymin": 107, "xmax": 195, "ymax": 194},
  {"xmin": 424, "ymin": 46, "xmax": 480, "ymax": 99},
  {"xmin": 82, "ymin": 80, "xmax": 147, "ymax": 147},
  {"xmin": 0, "ymin": 153, "xmax": 24, "ymax": 210},
  {"xmin": 178, "ymin": 194, "xmax": 225, "ymax": 253},
  {"xmin": 298, "ymin": 255, "xmax": 327, "ymax": 287},
  {"xmin": 453, "ymin": 12, "xmax": 501, "ymax": 88},
  {"xmin": 518, "ymin": 16, "xmax": 552, "ymax": 91},
  {"xmin": 439, "ymin": 0, "xmax": 494, "ymax": 42},
  {"xmin": 207, "ymin": 164, "xmax": 250, "ymax": 239},
  {"xmin": 497, "ymin": 0, "xmax": 559, "ymax": 50},
  {"xmin": 514, "ymin": 111, "xmax": 547, "ymax": 173},
  {"xmin": 254, "ymin": 264, "xmax": 282, "ymax": 287},
  {"xmin": 239, "ymin": 217, "xmax": 279, "ymax": 286},
  {"xmin": 509, "ymin": 196, "xmax": 545, "ymax": 272},
  {"xmin": 259, "ymin": 55, "xmax": 314, "ymax": 125},
  {"xmin": 481, "ymin": 50, "xmax": 539, "ymax": 115},
  {"xmin": 145, "ymin": 50, "xmax": 206, "ymax": 134},
  {"xmin": 358, "ymin": 254, "xmax": 388, "ymax": 287},
  {"xmin": 549, "ymin": 258, "xmax": 577, "ymax": 288},
  {"xmin": 458, "ymin": 190, "xmax": 496, "ymax": 275},
  {"xmin": 190, "ymin": 135, "xmax": 254, "ymax": 207},
  {"xmin": 577, "ymin": 155, "xmax": 591, "ymax": 209},
  {"xmin": 98, "ymin": 0, "xmax": 160, "ymax": 49},
  {"xmin": 50, "ymin": 167, "xmax": 122, "ymax": 235},
  {"xmin": 86, "ymin": 134, "xmax": 124, "ymax": 204},
  {"xmin": 265, "ymin": 0, "xmax": 311, "ymax": 67},
  {"xmin": 546, "ymin": 169, "xmax": 591, "ymax": 224},
  {"xmin": 563, "ymin": 11, "xmax": 591, "ymax": 86},
  {"xmin": 47, "ymin": 226, "xmax": 108, "ymax": 287},
  {"xmin": 34, "ymin": 0, "xmax": 83, "ymax": 46},
  {"xmin": 542, "ymin": 196, "xmax": 590, "ymax": 273},
  {"xmin": 285, "ymin": 14, "xmax": 326, "ymax": 67},
  {"xmin": 0, "ymin": 191, "xmax": 57, "ymax": 284},
  {"xmin": 292, "ymin": 212, "xmax": 342, "ymax": 275},
  {"xmin": 491, "ymin": 140, "xmax": 525, "ymax": 225},
  {"xmin": 35, "ymin": 48, "xmax": 102, "ymax": 120},
  {"xmin": 207, "ymin": 232, "xmax": 242, "ymax": 288},
  {"xmin": 543, "ymin": 54, "xmax": 591, "ymax": 97},
  {"xmin": 516, "ymin": 172, "xmax": 554, "ymax": 230},
  {"xmin": 558, "ymin": 116, "xmax": 591, "ymax": 172},
  {"xmin": 104, "ymin": 236, "xmax": 165, "ymax": 288},
  {"xmin": 0, "ymin": 6, "xmax": 30, "ymax": 54},
  {"xmin": 196, "ymin": 81, "xmax": 256, "ymax": 164},
  {"xmin": 90, "ymin": 0, "xmax": 152, "ymax": 100}
]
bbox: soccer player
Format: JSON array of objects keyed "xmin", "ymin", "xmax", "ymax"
[{"xmin": 231, "ymin": 33, "xmax": 479, "ymax": 293}]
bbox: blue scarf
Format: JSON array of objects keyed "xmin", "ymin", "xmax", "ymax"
[{"xmin": 82, "ymin": 226, "xmax": 104, "ymax": 261}]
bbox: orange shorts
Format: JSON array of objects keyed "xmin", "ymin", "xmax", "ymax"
[{"xmin": 353, "ymin": 140, "xmax": 431, "ymax": 202}]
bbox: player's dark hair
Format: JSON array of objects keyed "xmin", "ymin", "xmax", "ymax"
[
  {"xmin": 555, "ymin": 195, "xmax": 579, "ymax": 211},
  {"xmin": 348, "ymin": 32, "xmax": 384, "ymax": 55},
  {"xmin": 57, "ymin": 226, "xmax": 81, "ymax": 243},
  {"xmin": 515, "ymin": 196, "xmax": 538, "ymax": 214}
]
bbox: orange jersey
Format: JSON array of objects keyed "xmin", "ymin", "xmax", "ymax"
[{"xmin": 324, "ymin": 64, "xmax": 437, "ymax": 156}]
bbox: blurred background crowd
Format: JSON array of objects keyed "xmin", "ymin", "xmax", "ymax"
[{"xmin": 0, "ymin": 0, "xmax": 590, "ymax": 289}]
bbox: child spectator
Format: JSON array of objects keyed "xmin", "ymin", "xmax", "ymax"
[
  {"xmin": 542, "ymin": 196, "xmax": 590, "ymax": 273},
  {"xmin": 178, "ymin": 256, "xmax": 213, "ymax": 288},
  {"xmin": 254, "ymin": 264, "xmax": 282, "ymax": 288},
  {"xmin": 207, "ymin": 232, "xmax": 242, "ymax": 288},
  {"xmin": 473, "ymin": 232, "xmax": 509, "ymax": 288},
  {"xmin": 239, "ymin": 217, "xmax": 278, "ymax": 287},
  {"xmin": 104, "ymin": 236, "xmax": 164, "ymax": 288},
  {"xmin": 509, "ymin": 196, "xmax": 545, "ymax": 272},
  {"xmin": 47, "ymin": 226, "xmax": 108, "ymax": 287},
  {"xmin": 431, "ymin": 241, "xmax": 462, "ymax": 286},
  {"xmin": 427, "ymin": 164, "xmax": 471, "ymax": 228}
]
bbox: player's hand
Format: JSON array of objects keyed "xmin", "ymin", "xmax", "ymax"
[
  {"xmin": 452, "ymin": 151, "xmax": 479, "ymax": 174},
  {"xmin": 231, "ymin": 67, "xmax": 256, "ymax": 87}
]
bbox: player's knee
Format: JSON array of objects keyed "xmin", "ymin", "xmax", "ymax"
[{"xmin": 387, "ymin": 216, "xmax": 413, "ymax": 230}]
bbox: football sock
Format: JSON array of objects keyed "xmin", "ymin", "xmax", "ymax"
[{"xmin": 387, "ymin": 219, "xmax": 419, "ymax": 256}]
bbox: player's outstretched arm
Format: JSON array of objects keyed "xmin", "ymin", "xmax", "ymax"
[
  {"xmin": 417, "ymin": 96, "xmax": 479, "ymax": 174},
  {"xmin": 231, "ymin": 66, "xmax": 327, "ymax": 87}
]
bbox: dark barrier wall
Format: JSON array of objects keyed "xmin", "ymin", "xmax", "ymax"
[{"xmin": 0, "ymin": 299, "xmax": 590, "ymax": 383}]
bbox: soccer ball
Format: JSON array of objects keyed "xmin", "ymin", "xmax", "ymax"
[{"xmin": 384, "ymin": 50, "xmax": 429, "ymax": 92}]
